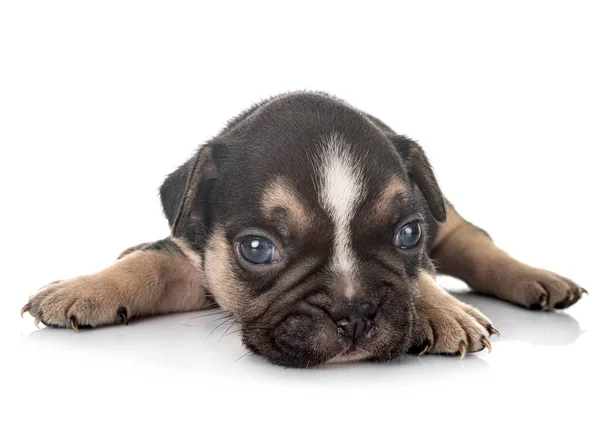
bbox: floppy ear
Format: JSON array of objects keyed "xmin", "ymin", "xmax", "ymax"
[
  {"xmin": 160, "ymin": 145, "xmax": 218, "ymax": 247},
  {"xmin": 392, "ymin": 135, "xmax": 447, "ymax": 223}
]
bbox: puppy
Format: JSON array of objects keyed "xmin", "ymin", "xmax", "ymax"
[{"xmin": 21, "ymin": 92, "xmax": 587, "ymax": 367}]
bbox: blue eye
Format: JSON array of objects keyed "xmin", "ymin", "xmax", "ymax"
[
  {"xmin": 394, "ymin": 221, "xmax": 422, "ymax": 249},
  {"xmin": 239, "ymin": 237, "xmax": 281, "ymax": 264}
]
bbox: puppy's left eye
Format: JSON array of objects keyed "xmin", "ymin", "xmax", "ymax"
[
  {"xmin": 394, "ymin": 220, "xmax": 422, "ymax": 249},
  {"xmin": 239, "ymin": 237, "xmax": 281, "ymax": 265}
]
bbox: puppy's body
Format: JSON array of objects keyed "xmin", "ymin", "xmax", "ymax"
[{"xmin": 22, "ymin": 92, "xmax": 586, "ymax": 367}]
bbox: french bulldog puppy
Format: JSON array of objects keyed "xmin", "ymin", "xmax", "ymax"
[{"xmin": 21, "ymin": 92, "xmax": 587, "ymax": 367}]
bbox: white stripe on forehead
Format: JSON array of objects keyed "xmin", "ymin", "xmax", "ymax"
[{"xmin": 318, "ymin": 133, "xmax": 366, "ymax": 299}]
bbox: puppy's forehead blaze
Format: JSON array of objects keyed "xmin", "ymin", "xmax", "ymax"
[
  {"xmin": 317, "ymin": 133, "xmax": 366, "ymax": 299},
  {"xmin": 260, "ymin": 178, "xmax": 312, "ymax": 233},
  {"xmin": 374, "ymin": 177, "xmax": 407, "ymax": 219}
]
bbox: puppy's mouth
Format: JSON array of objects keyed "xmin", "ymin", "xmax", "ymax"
[
  {"xmin": 326, "ymin": 346, "xmax": 373, "ymax": 364},
  {"xmin": 241, "ymin": 287, "xmax": 417, "ymax": 367}
]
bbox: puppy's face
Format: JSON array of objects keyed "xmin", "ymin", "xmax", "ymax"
[{"xmin": 167, "ymin": 95, "xmax": 445, "ymax": 367}]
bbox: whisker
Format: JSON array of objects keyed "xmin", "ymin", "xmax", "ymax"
[
  {"xmin": 219, "ymin": 321, "xmax": 239, "ymax": 343},
  {"xmin": 223, "ymin": 327, "xmax": 244, "ymax": 338},
  {"xmin": 236, "ymin": 351, "xmax": 253, "ymax": 362},
  {"xmin": 195, "ymin": 309, "xmax": 224, "ymax": 318},
  {"xmin": 207, "ymin": 317, "xmax": 234, "ymax": 339},
  {"xmin": 179, "ymin": 309, "xmax": 226, "ymax": 325},
  {"xmin": 211, "ymin": 313, "xmax": 234, "ymax": 323}
]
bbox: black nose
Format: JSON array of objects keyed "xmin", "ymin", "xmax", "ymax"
[{"xmin": 334, "ymin": 301, "xmax": 377, "ymax": 341}]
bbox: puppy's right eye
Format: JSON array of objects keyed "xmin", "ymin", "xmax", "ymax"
[{"xmin": 238, "ymin": 237, "xmax": 281, "ymax": 265}]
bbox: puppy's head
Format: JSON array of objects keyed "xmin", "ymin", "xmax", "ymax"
[{"xmin": 161, "ymin": 93, "xmax": 446, "ymax": 367}]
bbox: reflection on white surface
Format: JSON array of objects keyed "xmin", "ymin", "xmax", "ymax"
[
  {"xmin": 11, "ymin": 288, "xmax": 595, "ymax": 427},
  {"xmin": 451, "ymin": 291, "xmax": 584, "ymax": 346}
]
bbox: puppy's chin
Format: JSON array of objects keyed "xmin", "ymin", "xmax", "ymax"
[{"xmin": 241, "ymin": 300, "xmax": 417, "ymax": 368}]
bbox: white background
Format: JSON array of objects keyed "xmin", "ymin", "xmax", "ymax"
[{"xmin": 1, "ymin": 1, "xmax": 598, "ymax": 426}]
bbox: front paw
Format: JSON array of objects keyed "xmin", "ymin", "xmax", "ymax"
[
  {"xmin": 411, "ymin": 292, "xmax": 498, "ymax": 358},
  {"xmin": 501, "ymin": 267, "xmax": 587, "ymax": 311},
  {"xmin": 21, "ymin": 277, "xmax": 129, "ymax": 331}
]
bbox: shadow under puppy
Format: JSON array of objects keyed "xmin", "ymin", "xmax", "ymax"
[{"xmin": 21, "ymin": 92, "xmax": 587, "ymax": 367}]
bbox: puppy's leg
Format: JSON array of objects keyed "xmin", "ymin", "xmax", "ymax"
[
  {"xmin": 21, "ymin": 238, "xmax": 209, "ymax": 329},
  {"xmin": 411, "ymin": 271, "xmax": 495, "ymax": 357},
  {"xmin": 430, "ymin": 203, "xmax": 587, "ymax": 310}
]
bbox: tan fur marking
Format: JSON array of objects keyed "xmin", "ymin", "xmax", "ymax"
[
  {"xmin": 24, "ymin": 239, "xmax": 208, "ymax": 327},
  {"xmin": 373, "ymin": 177, "xmax": 407, "ymax": 219},
  {"xmin": 431, "ymin": 203, "xmax": 464, "ymax": 249},
  {"xmin": 431, "ymin": 203, "xmax": 585, "ymax": 310},
  {"xmin": 172, "ymin": 237, "xmax": 202, "ymax": 268},
  {"xmin": 261, "ymin": 178, "xmax": 312, "ymax": 233},
  {"xmin": 326, "ymin": 348, "xmax": 372, "ymax": 364},
  {"xmin": 415, "ymin": 271, "xmax": 492, "ymax": 355},
  {"xmin": 204, "ymin": 227, "xmax": 254, "ymax": 318}
]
